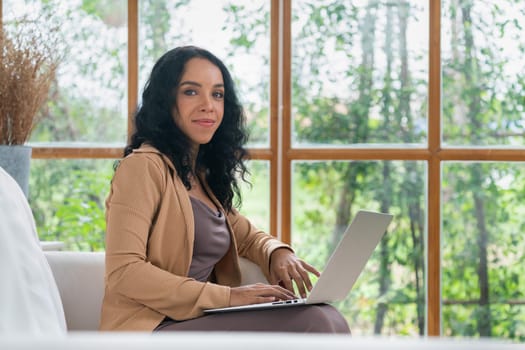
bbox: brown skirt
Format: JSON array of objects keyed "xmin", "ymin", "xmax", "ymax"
[{"xmin": 154, "ymin": 304, "xmax": 350, "ymax": 334}]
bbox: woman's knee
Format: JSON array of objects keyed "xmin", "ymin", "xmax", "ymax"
[{"xmin": 302, "ymin": 305, "xmax": 351, "ymax": 334}]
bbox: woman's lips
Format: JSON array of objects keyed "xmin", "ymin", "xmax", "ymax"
[{"xmin": 193, "ymin": 119, "xmax": 215, "ymax": 127}]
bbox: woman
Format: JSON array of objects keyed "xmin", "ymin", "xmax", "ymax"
[{"xmin": 100, "ymin": 46, "xmax": 350, "ymax": 333}]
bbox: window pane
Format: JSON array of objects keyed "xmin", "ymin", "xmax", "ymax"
[
  {"xmin": 238, "ymin": 160, "xmax": 269, "ymax": 233},
  {"xmin": 3, "ymin": 0, "xmax": 128, "ymax": 144},
  {"xmin": 442, "ymin": 162, "xmax": 525, "ymax": 341},
  {"xmin": 29, "ymin": 159, "xmax": 114, "ymax": 251},
  {"xmin": 442, "ymin": 1, "xmax": 525, "ymax": 147},
  {"xmin": 291, "ymin": 1, "xmax": 428, "ymax": 147},
  {"xmin": 292, "ymin": 160, "xmax": 427, "ymax": 335},
  {"xmin": 139, "ymin": 0, "xmax": 270, "ymax": 147}
]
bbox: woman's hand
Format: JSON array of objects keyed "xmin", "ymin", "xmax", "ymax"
[
  {"xmin": 229, "ymin": 283, "xmax": 297, "ymax": 307},
  {"xmin": 268, "ymin": 248, "xmax": 321, "ymax": 298}
]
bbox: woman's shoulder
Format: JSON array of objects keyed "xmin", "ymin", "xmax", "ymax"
[
  {"xmin": 114, "ymin": 144, "xmax": 176, "ymax": 181},
  {"xmin": 121, "ymin": 144, "xmax": 174, "ymax": 169},
  {"xmin": 127, "ymin": 143, "xmax": 162, "ymax": 160}
]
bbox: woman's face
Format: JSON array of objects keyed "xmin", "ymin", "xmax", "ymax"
[{"xmin": 173, "ymin": 57, "xmax": 225, "ymax": 150}]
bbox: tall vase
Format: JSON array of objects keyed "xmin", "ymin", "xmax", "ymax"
[{"xmin": 0, "ymin": 145, "xmax": 32, "ymax": 198}]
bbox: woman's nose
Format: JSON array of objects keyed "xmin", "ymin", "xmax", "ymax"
[{"xmin": 199, "ymin": 95, "xmax": 214, "ymax": 112}]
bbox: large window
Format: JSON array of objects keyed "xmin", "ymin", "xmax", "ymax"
[{"xmin": 2, "ymin": 0, "xmax": 524, "ymax": 339}]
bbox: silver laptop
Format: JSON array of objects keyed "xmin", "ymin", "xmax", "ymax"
[{"xmin": 204, "ymin": 210, "xmax": 393, "ymax": 314}]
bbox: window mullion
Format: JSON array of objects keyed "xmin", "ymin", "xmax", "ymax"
[
  {"xmin": 427, "ymin": 0, "xmax": 442, "ymax": 337},
  {"xmin": 127, "ymin": 0, "xmax": 139, "ymax": 143}
]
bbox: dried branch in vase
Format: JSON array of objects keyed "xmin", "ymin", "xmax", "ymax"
[{"xmin": 0, "ymin": 15, "xmax": 62, "ymax": 145}]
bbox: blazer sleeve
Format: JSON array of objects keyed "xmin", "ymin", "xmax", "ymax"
[
  {"xmin": 104, "ymin": 154, "xmax": 230, "ymax": 321},
  {"xmin": 227, "ymin": 208, "xmax": 292, "ymax": 280}
]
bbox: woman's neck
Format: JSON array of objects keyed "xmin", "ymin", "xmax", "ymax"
[{"xmin": 189, "ymin": 144, "xmax": 200, "ymax": 173}]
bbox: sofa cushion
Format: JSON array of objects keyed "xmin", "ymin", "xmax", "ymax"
[
  {"xmin": 0, "ymin": 166, "xmax": 66, "ymax": 334},
  {"xmin": 44, "ymin": 251, "xmax": 105, "ymax": 331},
  {"xmin": 239, "ymin": 257, "xmax": 269, "ymax": 285}
]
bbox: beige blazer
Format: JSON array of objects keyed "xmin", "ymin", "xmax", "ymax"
[{"xmin": 100, "ymin": 145, "xmax": 289, "ymax": 331}]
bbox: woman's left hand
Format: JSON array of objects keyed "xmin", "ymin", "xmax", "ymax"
[{"xmin": 268, "ymin": 248, "xmax": 320, "ymax": 298}]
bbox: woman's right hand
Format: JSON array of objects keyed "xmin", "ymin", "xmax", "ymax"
[{"xmin": 229, "ymin": 283, "xmax": 297, "ymax": 307}]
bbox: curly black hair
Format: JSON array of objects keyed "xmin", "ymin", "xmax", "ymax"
[{"xmin": 124, "ymin": 46, "xmax": 249, "ymax": 212}]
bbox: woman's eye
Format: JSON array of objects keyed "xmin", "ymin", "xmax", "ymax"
[
  {"xmin": 213, "ymin": 91, "xmax": 224, "ymax": 99},
  {"xmin": 183, "ymin": 89, "xmax": 197, "ymax": 96}
]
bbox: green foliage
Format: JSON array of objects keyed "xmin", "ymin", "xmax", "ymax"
[
  {"xmin": 223, "ymin": 2, "xmax": 271, "ymax": 146},
  {"xmin": 442, "ymin": 162, "xmax": 525, "ymax": 340},
  {"xmin": 30, "ymin": 159, "xmax": 113, "ymax": 251},
  {"xmin": 33, "ymin": 89, "xmax": 126, "ymax": 143},
  {"xmin": 81, "ymin": 0, "xmax": 126, "ymax": 27},
  {"xmin": 225, "ymin": 3, "xmax": 268, "ymax": 51},
  {"xmin": 442, "ymin": 0, "xmax": 525, "ymax": 146},
  {"xmin": 237, "ymin": 161, "xmax": 269, "ymax": 232}
]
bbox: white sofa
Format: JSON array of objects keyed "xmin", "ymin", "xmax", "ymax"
[{"xmin": 43, "ymin": 250, "xmax": 269, "ymax": 331}]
